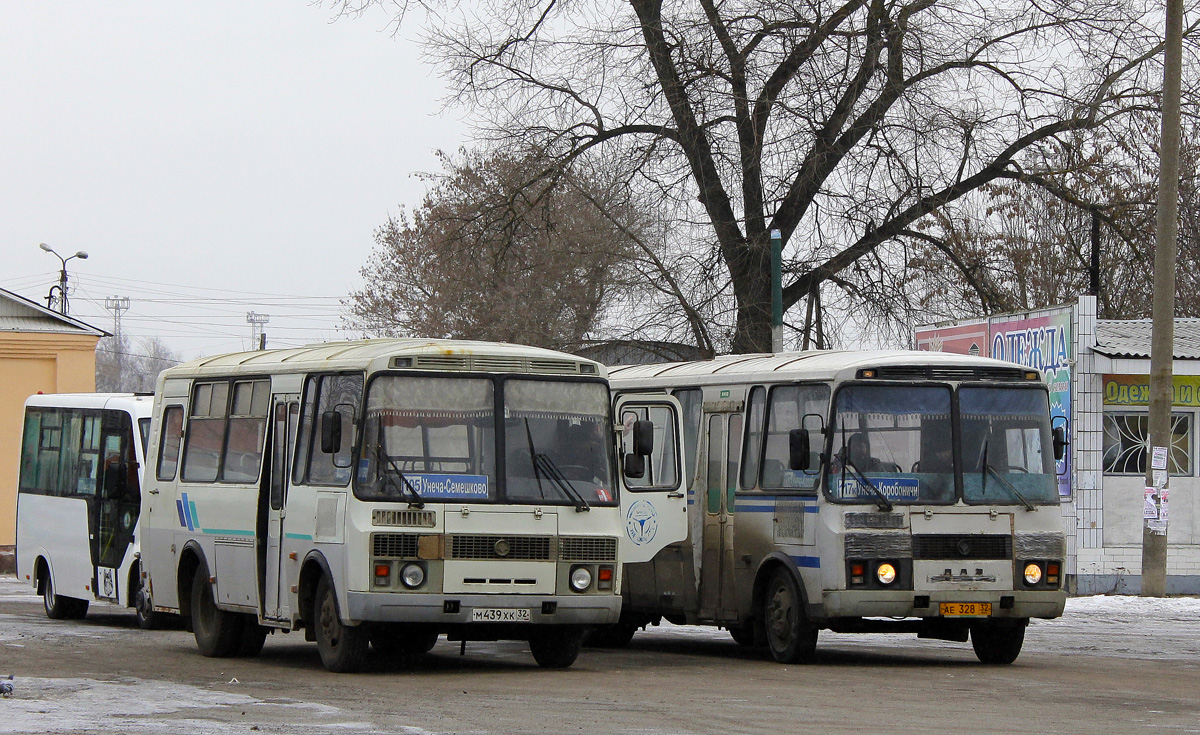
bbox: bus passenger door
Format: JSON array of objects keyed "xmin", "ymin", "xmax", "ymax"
[
  {"xmin": 699, "ymin": 413, "xmax": 740, "ymax": 619},
  {"xmin": 616, "ymin": 395, "xmax": 688, "ymax": 564},
  {"xmin": 260, "ymin": 396, "xmax": 298, "ymax": 621}
]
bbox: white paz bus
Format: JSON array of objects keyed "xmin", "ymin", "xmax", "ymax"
[
  {"xmin": 606, "ymin": 350, "xmax": 1068, "ymax": 665},
  {"xmin": 141, "ymin": 339, "xmax": 686, "ymax": 671},
  {"xmin": 16, "ymin": 393, "xmax": 163, "ymax": 627}
]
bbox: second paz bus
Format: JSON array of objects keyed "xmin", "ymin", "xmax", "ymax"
[
  {"xmin": 605, "ymin": 349, "xmax": 1069, "ymax": 665},
  {"xmin": 140, "ymin": 339, "xmax": 686, "ymax": 671}
]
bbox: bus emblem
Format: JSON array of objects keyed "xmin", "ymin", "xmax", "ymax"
[{"xmin": 625, "ymin": 500, "xmax": 658, "ymax": 546}]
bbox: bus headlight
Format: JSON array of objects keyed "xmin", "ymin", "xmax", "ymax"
[
  {"xmin": 569, "ymin": 566, "xmax": 593, "ymax": 592},
  {"xmin": 876, "ymin": 562, "xmax": 897, "ymax": 586},
  {"xmin": 400, "ymin": 563, "xmax": 425, "ymax": 589},
  {"xmin": 1023, "ymin": 563, "xmax": 1043, "ymax": 586}
]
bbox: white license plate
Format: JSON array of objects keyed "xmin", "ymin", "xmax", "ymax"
[{"xmin": 470, "ymin": 608, "xmax": 532, "ymax": 623}]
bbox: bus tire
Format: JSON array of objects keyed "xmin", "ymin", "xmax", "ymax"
[
  {"xmin": 970, "ymin": 621, "xmax": 1026, "ymax": 665},
  {"xmin": 236, "ymin": 616, "xmax": 269, "ymax": 658},
  {"xmin": 763, "ymin": 568, "xmax": 817, "ymax": 664},
  {"xmin": 43, "ymin": 569, "xmax": 88, "ymax": 620},
  {"xmin": 728, "ymin": 623, "xmax": 757, "ymax": 647},
  {"xmin": 134, "ymin": 578, "xmax": 163, "ymax": 630},
  {"xmin": 371, "ymin": 625, "xmax": 439, "ymax": 657},
  {"xmin": 529, "ymin": 627, "xmax": 585, "ymax": 669},
  {"xmin": 314, "ymin": 576, "xmax": 369, "ymax": 673},
  {"xmin": 191, "ymin": 565, "xmax": 243, "ymax": 658}
]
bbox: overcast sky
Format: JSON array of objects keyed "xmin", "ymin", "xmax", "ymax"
[{"xmin": 1, "ymin": 2, "xmax": 465, "ymax": 360}]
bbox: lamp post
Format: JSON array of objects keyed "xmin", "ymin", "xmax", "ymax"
[{"xmin": 39, "ymin": 242, "xmax": 89, "ymax": 315}]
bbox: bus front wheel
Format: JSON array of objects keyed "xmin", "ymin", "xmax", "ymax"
[
  {"xmin": 529, "ymin": 627, "xmax": 585, "ymax": 669},
  {"xmin": 42, "ymin": 569, "xmax": 88, "ymax": 620},
  {"xmin": 314, "ymin": 577, "xmax": 369, "ymax": 673},
  {"xmin": 763, "ymin": 568, "xmax": 817, "ymax": 664},
  {"xmin": 970, "ymin": 621, "xmax": 1026, "ymax": 665},
  {"xmin": 191, "ymin": 565, "xmax": 242, "ymax": 657},
  {"xmin": 134, "ymin": 578, "xmax": 163, "ymax": 630}
]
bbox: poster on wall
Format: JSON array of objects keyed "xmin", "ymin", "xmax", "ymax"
[{"xmin": 915, "ymin": 306, "xmax": 1073, "ymax": 497}]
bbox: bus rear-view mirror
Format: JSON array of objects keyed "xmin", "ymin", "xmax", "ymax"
[
  {"xmin": 788, "ymin": 429, "xmax": 810, "ymax": 471},
  {"xmin": 632, "ymin": 419, "xmax": 654, "ymax": 456},
  {"xmin": 1052, "ymin": 424, "xmax": 1069, "ymax": 462},
  {"xmin": 321, "ymin": 410, "xmax": 343, "ymax": 454},
  {"xmin": 623, "ymin": 453, "xmax": 646, "ymax": 479}
]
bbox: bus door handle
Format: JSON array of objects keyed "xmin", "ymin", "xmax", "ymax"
[
  {"xmin": 148, "ymin": 489, "xmax": 160, "ymax": 495},
  {"xmin": 666, "ymin": 491, "xmax": 684, "ymax": 499}
]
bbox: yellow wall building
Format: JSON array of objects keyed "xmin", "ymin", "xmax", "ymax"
[{"xmin": 1, "ymin": 287, "xmax": 106, "ymax": 551}]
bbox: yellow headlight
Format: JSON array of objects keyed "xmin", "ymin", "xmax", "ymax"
[
  {"xmin": 876, "ymin": 562, "xmax": 897, "ymax": 585},
  {"xmin": 1024, "ymin": 563, "xmax": 1043, "ymax": 585}
]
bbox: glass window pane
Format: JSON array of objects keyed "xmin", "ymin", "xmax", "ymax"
[
  {"xmin": 157, "ymin": 406, "xmax": 184, "ymax": 481},
  {"xmin": 1103, "ymin": 412, "xmax": 1191, "ymax": 476},
  {"xmin": 305, "ymin": 374, "xmax": 364, "ymax": 486},
  {"xmin": 740, "ymin": 387, "xmax": 765, "ymax": 489},
  {"xmin": 762, "ymin": 384, "xmax": 830, "ymax": 491}
]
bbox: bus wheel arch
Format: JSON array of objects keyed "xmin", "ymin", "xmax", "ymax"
[
  {"xmin": 297, "ymin": 553, "xmax": 333, "ymax": 643},
  {"xmin": 176, "ymin": 543, "xmax": 206, "ymax": 621},
  {"xmin": 753, "ymin": 555, "xmax": 818, "ymax": 664}
]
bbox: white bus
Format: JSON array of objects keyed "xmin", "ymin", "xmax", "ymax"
[
  {"xmin": 606, "ymin": 350, "xmax": 1069, "ymax": 664},
  {"xmin": 16, "ymin": 393, "xmax": 163, "ymax": 628},
  {"xmin": 141, "ymin": 339, "xmax": 686, "ymax": 671}
]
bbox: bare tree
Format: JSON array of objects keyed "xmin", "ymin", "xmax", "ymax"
[
  {"xmin": 911, "ymin": 113, "xmax": 1200, "ymax": 321},
  {"xmin": 334, "ymin": 0, "xmax": 1197, "ymax": 352},
  {"xmin": 96, "ymin": 335, "xmax": 181, "ymax": 393},
  {"xmin": 345, "ymin": 147, "xmax": 642, "ymax": 350}
]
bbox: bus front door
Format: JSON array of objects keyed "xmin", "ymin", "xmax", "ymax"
[
  {"xmin": 699, "ymin": 412, "xmax": 740, "ymax": 620},
  {"xmin": 260, "ymin": 396, "xmax": 298, "ymax": 621},
  {"xmin": 615, "ymin": 395, "xmax": 689, "ymax": 565}
]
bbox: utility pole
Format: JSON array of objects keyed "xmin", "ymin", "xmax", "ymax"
[
  {"xmin": 247, "ymin": 312, "xmax": 270, "ymax": 351},
  {"xmin": 1141, "ymin": 0, "xmax": 1183, "ymax": 597},
  {"xmin": 104, "ymin": 296, "xmax": 131, "ymax": 388},
  {"xmin": 771, "ymin": 229, "xmax": 783, "ymax": 353}
]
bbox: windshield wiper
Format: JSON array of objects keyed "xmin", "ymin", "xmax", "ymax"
[
  {"xmin": 372, "ymin": 442, "xmax": 425, "ymax": 509},
  {"xmin": 524, "ymin": 419, "xmax": 590, "ymax": 512},
  {"xmin": 979, "ymin": 439, "xmax": 1035, "ymax": 512},
  {"xmin": 837, "ymin": 442, "xmax": 892, "ymax": 512}
]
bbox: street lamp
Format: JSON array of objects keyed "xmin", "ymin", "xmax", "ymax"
[{"xmin": 39, "ymin": 242, "xmax": 89, "ymax": 315}]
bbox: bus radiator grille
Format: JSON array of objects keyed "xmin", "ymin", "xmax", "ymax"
[
  {"xmin": 558, "ymin": 537, "xmax": 618, "ymax": 562},
  {"xmin": 913, "ymin": 534, "xmax": 1012, "ymax": 560},
  {"xmin": 1015, "ymin": 533, "xmax": 1066, "ymax": 559},
  {"xmin": 844, "ymin": 533, "xmax": 913, "ymax": 558},
  {"xmin": 372, "ymin": 533, "xmax": 420, "ymax": 558},
  {"xmin": 448, "ymin": 535, "xmax": 553, "ymax": 560},
  {"xmin": 372, "ymin": 509, "xmax": 437, "ymax": 528}
]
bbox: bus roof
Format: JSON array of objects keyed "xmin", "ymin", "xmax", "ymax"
[
  {"xmin": 24, "ymin": 392, "xmax": 155, "ymax": 417},
  {"xmin": 161, "ymin": 338, "xmax": 606, "ymax": 379},
  {"xmin": 607, "ymin": 349, "xmax": 1041, "ymax": 388}
]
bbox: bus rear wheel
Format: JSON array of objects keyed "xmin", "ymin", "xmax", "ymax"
[
  {"xmin": 529, "ymin": 627, "xmax": 585, "ymax": 669},
  {"xmin": 971, "ymin": 621, "xmax": 1026, "ymax": 665},
  {"xmin": 191, "ymin": 564, "xmax": 242, "ymax": 657},
  {"xmin": 763, "ymin": 568, "xmax": 817, "ymax": 664},
  {"xmin": 314, "ymin": 577, "xmax": 369, "ymax": 673},
  {"xmin": 42, "ymin": 569, "xmax": 88, "ymax": 620}
]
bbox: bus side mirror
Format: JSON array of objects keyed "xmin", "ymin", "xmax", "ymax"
[
  {"xmin": 321, "ymin": 411, "xmax": 343, "ymax": 454},
  {"xmin": 632, "ymin": 419, "xmax": 654, "ymax": 456},
  {"xmin": 789, "ymin": 429, "xmax": 811, "ymax": 471},
  {"xmin": 623, "ymin": 453, "xmax": 646, "ymax": 479},
  {"xmin": 1053, "ymin": 425, "xmax": 1069, "ymax": 461}
]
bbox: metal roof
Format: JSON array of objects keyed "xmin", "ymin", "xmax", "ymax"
[
  {"xmin": 1094, "ymin": 319, "xmax": 1200, "ymax": 360},
  {"xmin": 0, "ymin": 287, "xmax": 107, "ymax": 336}
]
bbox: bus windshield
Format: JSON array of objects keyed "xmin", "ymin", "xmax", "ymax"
[
  {"xmin": 959, "ymin": 386, "xmax": 1057, "ymax": 505},
  {"xmin": 358, "ymin": 376, "xmax": 498, "ymax": 503},
  {"xmin": 827, "ymin": 385, "xmax": 954, "ymax": 505},
  {"xmin": 503, "ymin": 379, "xmax": 616, "ymax": 507}
]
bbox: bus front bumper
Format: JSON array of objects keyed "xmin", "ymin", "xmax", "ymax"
[
  {"xmin": 345, "ymin": 591, "xmax": 622, "ymax": 626},
  {"xmin": 820, "ymin": 589, "xmax": 1067, "ymax": 621}
]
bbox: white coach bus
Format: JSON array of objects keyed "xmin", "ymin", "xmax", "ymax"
[
  {"xmin": 16, "ymin": 393, "xmax": 163, "ymax": 627},
  {"xmin": 141, "ymin": 339, "xmax": 686, "ymax": 671},
  {"xmin": 605, "ymin": 350, "xmax": 1068, "ymax": 665}
]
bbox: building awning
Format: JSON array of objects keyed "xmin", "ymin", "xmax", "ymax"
[{"xmin": 1094, "ymin": 319, "xmax": 1200, "ymax": 360}]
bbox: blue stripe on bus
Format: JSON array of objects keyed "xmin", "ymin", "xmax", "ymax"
[
  {"xmin": 791, "ymin": 555, "xmax": 821, "ymax": 568},
  {"xmin": 181, "ymin": 492, "xmax": 195, "ymax": 531},
  {"xmin": 189, "ymin": 500, "xmax": 199, "ymax": 529},
  {"xmin": 176, "ymin": 499, "xmax": 188, "ymax": 529},
  {"xmin": 201, "ymin": 528, "xmax": 256, "ymax": 537}
]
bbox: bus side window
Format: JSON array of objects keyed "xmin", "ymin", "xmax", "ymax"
[
  {"xmin": 672, "ymin": 388, "xmax": 703, "ymax": 490},
  {"xmin": 157, "ymin": 406, "xmax": 185, "ymax": 481},
  {"xmin": 222, "ymin": 379, "xmax": 271, "ymax": 483},
  {"xmin": 297, "ymin": 373, "xmax": 363, "ymax": 487},
  {"xmin": 182, "ymin": 382, "xmax": 229, "ymax": 483},
  {"xmin": 761, "ymin": 384, "xmax": 830, "ymax": 491},
  {"xmin": 740, "ymin": 386, "xmax": 765, "ymax": 490}
]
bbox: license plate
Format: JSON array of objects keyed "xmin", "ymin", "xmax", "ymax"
[
  {"xmin": 940, "ymin": 602, "xmax": 991, "ymax": 617},
  {"xmin": 470, "ymin": 608, "xmax": 532, "ymax": 623}
]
